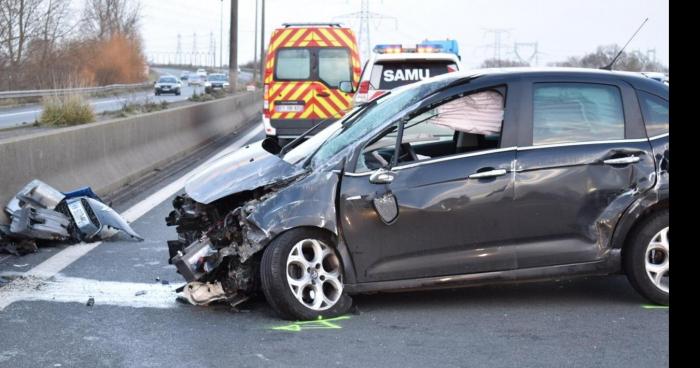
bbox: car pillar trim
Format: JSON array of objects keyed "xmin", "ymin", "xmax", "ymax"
[
  {"xmin": 392, "ymin": 146, "xmax": 517, "ymax": 171},
  {"xmin": 517, "ymin": 137, "xmax": 651, "ymax": 151},
  {"xmin": 648, "ymin": 133, "xmax": 669, "ymax": 141}
]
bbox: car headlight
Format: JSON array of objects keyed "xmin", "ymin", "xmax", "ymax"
[
  {"xmin": 154, "ymin": 84, "xmax": 160, "ymax": 88},
  {"xmin": 223, "ymin": 82, "xmax": 230, "ymax": 87},
  {"xmin": 204, "ymin": 82, "xmax": 211, "ymax": 87}
]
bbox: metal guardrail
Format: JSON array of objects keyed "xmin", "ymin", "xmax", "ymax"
[{"xmin": 0, "ymin": 82, "xmax": 151, "ymax": 100}]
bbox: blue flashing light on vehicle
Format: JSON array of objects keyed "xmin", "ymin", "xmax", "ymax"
[{"xmin": 373, "ymin": 39, "xmax": 460, "ymax": 58}]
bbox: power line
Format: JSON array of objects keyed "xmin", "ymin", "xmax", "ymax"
[
  {"xmin": 176, "ymin": 34, "xmax": 182, "ymax": 65},
  {"xmin": 334, "ymin": 0, "xmax": 398, "ymax": 61},
  {"xmin": 482, "ymin": 28, "xmax": 512, "ymax": 65},
  {"xmin": 513, "ymin": 42, "xmax": 542, "ymax": 66}
]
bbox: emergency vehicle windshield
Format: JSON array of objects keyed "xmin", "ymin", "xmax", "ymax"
[{"xmin": 371, "ymin": 60, "xmax": 455, "ymax": 90}]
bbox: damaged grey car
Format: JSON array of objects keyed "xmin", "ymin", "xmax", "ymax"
[{"xmin": 166, "ymin": 68, "xmax": 669, "ymax": 320}]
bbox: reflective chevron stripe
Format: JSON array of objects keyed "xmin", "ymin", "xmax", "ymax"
[{"xmin": 264, "ymin": 27, "xmax": 361, "ymax": 121}]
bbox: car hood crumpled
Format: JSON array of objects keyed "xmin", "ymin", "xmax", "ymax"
[{"xmin": 185, "ymin": 140, "xmax": 305, "ymax": 204}]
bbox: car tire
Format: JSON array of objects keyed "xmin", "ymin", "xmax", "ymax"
[
  {"xmin": 260, "ymin": 228, "xmax": 352, "ymax": 320},
  {"xmin": 155, "ymin": 91, "xmax": 160, "ymax": 96},
  {"xmin": 623, "ymin": 209, "xmax": 669, "ymax": 305}
]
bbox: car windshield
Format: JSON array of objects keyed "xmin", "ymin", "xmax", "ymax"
[
  {"xmin": 159, "ymin": 77, "xmax": 177, "ymax": 83},
  {"xmin": 208, "ymin": 74, "xmax": 226, "ymax": 81},
  {"xmin": 307, "ymin": 76, "xmax": 456, "ymax": 168},
  {"xmin": 281, "ymin": 107, "xmax": 363, "ymax": 165}
]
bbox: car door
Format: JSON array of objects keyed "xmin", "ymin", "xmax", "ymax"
[
  {"xmin": 339, "ymin": 83, "xmax": 521, "ymax": 283},
  {"xmin": 511, "ymin": 78, "xmax": 656, "ymax": 268}
]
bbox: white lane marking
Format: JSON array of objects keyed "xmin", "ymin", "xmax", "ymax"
[
  {"xmin": 1, "ymin": 275, "xmax": 185, "ymax": 309},
  {"xmin": 0, "ymin": 123, "xmax": 263, "ymax": 310},
  {"xmin": 0, "ymin": 109, "xmax": 42, "ymax": 118},
  {"xmin": 26, "ymin": 242, "xmax": 103, "ymax": 279}
]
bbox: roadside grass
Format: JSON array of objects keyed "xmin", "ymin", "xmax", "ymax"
[
  {"xmin": 39, "ymin": 95, "xmax": 95, "ymax": 126},
  {"xmin": 189, "ymin": 89, "xmax": 228, "ymax": 102},
  {"xmin": 112, "ymin": 98, "xmax": 169, "ymax": 118}
]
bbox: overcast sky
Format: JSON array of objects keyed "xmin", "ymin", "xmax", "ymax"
[{"xmin": 134, "ymin": 0, "xmax": 668, "ymax": 68}]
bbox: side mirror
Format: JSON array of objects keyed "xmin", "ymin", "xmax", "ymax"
[
  {"xmin": 369, "ymin": 168, "xmax": 396, "ymax": 184},
  {"xmin": 261, "ymin": 136, "xmax": 282, "ymax": 154},
  {"xmin": 339, "ymin": 81, "xmax": 354, "ymax": 93}
]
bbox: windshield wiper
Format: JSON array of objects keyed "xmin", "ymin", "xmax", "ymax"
[{"xmin": 278, "ymin": 117, "xmax": 334, "ymax": 157}]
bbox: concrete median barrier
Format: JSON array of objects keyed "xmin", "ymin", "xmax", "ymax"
[{"xmin": 0, "ymin": 91, "xmax": 262, "ymax": 223}]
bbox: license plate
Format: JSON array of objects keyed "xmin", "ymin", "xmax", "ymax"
[
  {"xmin": 67, "ymin": 201, "xmax": 91, "ymax": 228},
  {"xmin": 163, "ymin": 86, "xmax": 170, "ymax": 90},
  {"xmin": 275, "ymin": 104, "xmax": 304, "ymax": 113}
]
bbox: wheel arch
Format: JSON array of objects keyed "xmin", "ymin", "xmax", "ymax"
[{"xmin": 613, "ymin": 195, "xmax": 668, "ymax": 255}]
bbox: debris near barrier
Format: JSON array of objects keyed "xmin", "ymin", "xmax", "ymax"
[{"xmin": 0, "ymin": 180, "xmax": 143, "ymax": 256}]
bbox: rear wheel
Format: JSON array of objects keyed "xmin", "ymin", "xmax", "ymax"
[
  {"xmin": 260, "ymin": 228, "xmax": 352, "ymax": 320},
  {"xmin": 624, "ymin": 210, "xmax": 669, "ymax": 305}
]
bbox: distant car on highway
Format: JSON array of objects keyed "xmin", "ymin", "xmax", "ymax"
[
  {"xmin": 188, "ymin": 74, "xmax": 205, "ymax": 86},
  {"xmin": 180, "ymin": 71, "xmax": 190, "ymax": 81},
  {"xmin": 353, "ymin": 40, "xmax": 462, "ymax": 105},
  {"xmin": 154, "ymin": 75, "xmax": 182, "ymax": 96},
  {"xmin": 204, "ymin": 73, "xmax": 230, "ymax": 94},
  {"xmin": 196, "ymin": 68, "xmax": 207, "ymax": 77}
]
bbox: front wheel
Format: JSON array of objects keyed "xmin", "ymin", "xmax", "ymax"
[
  {"xmin": 624, "ymin": 210, "xmax": 669, "ymax": 305},
  {"xmin": 260, "ymin": 228, "xmax": 352, "ymax": 320}
]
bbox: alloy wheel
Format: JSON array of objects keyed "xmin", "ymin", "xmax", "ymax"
[
  {"xmin": 645, "ymin": 226, "xmax": 669, "ymax": 293},
  {"xmin": 285, "ymin": 239, "xmax": 343, "ymax": 311}
]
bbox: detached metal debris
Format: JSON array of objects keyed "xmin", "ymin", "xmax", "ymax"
[{"xmin": 0, "ymin": 180, "xmax": 143, "ymax": 256}]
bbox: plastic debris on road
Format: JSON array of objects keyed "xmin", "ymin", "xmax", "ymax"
[{"xmin": 0, "ymin": 179, "xmax": 143, "ymax": 256}]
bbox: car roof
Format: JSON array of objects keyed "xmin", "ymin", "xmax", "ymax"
[{"xmin": 440, "ymin": 67, "xmax": 668, "ymax": 98}]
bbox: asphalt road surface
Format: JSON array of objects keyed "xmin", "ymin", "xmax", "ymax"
[
  {"xmin": 0, "ymin": 68, "xmax": 253, "ymax": 130},
  {"xmin": 0, "ymin": 120, "xmax": 668, "ymax": 368}
]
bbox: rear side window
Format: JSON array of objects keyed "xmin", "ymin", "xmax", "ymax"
[
  {"xmin": 372, "ymin": 60, "xmax": 456, "ymax": 90},
  {"xmin": 533, "ymin": 83, "xmax": 625, "ymax": 145},
  {"xmin": 276, "ymin": 49, "xmax": 311, "ymax": 80},
  {"xmin": 319, "ymin": 48, "xmax": 351, "ymax": 88},
  {"xmin": 638, "ymin": 91, "xmax": 669, "ymax": 137}
]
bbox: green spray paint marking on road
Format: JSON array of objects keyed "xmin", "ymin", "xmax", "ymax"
[
  {"xmin": 271, "ymin": 315, "xmax": 351, "ymax": 332},
  {"xmin": 642, "ymin": 305, "xmax": 669, "ymax": 309}
]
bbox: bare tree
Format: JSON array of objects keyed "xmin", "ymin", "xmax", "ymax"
[
  {"xmin": 480, "ymin": 58, "xmax": 530, "ymax": 68},
  {"xmin": 0, "ymin": 0, "xmax": 42, "ymax": 65},
  {"xmin": 81, "ymin": 0, "xmax": 141, "ymax": 40},
  {"xmin": 550, "ymin": 44, "xmax": 668, "ymax": 72},
  {"xmin": 0, "ymin": 0, "xmax": 43, "ymax": 88}
]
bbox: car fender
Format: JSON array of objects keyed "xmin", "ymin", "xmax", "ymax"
[
  {"xmin": 246, "ymin": 169, "xmax": 341, "ymax": 244},
  {"xmin": 610, "ymin": 144, "xmax": 669, "ymax": 251}
]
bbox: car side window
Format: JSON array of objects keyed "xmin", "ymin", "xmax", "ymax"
[
  {"xmin": 318, "ymin": 48, "xmax": 351, "ymax": 88},
  {"xmin": 356, "ymin": 89, "xmax": 505, "ymax": 172},
  {"xmin": 276, "ymin": 49, "xmax": 311, "ymax": 80},
  {"xmin": 637, "ymin": 91, "xmax": 668, "ymax": 137},
  {"xmin": 532, "ymin": 83, "xmax": 625, "ymax": 145}
]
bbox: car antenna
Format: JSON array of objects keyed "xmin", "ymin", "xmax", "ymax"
[{"xmin": 600, "ymin": 18, "xmax": 649, "ymax": 71}]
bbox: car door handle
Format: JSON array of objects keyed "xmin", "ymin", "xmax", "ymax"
[
  {"xmin": 316, "ymin": 92, "xmax": 331, "ymax": 97},
  {"xmin": 469, "ymin": 169, "xmax": 507, "ymax": 179},
  {"xmin": 603, "ymin": 156, "xmax": 640, "ymax": 165}
]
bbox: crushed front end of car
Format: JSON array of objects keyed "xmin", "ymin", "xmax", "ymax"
[{"xmin": 164, "ymin": 140, "xmax": 319, "ymax": 307}]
